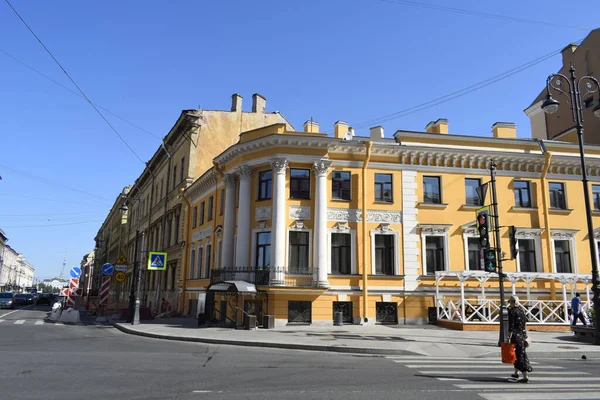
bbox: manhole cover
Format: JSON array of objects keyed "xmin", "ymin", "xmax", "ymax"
[{"xmin": 558, "ymin": 346, "xmax": 579, "ymax": 349}]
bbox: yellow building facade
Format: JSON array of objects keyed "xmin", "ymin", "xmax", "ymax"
[{"xmin": 182, "ymin": 119, "xmax": 600, "ymax": 328}]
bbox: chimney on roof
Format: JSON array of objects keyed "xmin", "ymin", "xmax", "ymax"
[
  {"xmin": 304, "ymin": 120, "xmax": 320, "ymax": 133},
  {"xmin": 425, "ymin": 119, "xmax": 448, "ymax": 134},
  {"xmin": 231, "ymin": 93, "xmax": 242, "ymax": 112},
  {"xmin": 252, "ymin": 93, "xmax": 266, "ymax": 113},
  {"xmin": 561, "ymin": 43, "xmax": 578, "ymax": 66},
  {"xmin": 370, "ymin": 126, "xmax": 384, "ymax": 140},
  {"xmin": 333, "ymin": 121, "xmax": 349, "ymax": 139},
  {"xmin": 492, "ymin": 122, "xmax": 517, "ymax": 139}
]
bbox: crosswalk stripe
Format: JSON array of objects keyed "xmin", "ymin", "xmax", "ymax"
[
  {"xmin": 479, "ymin": 392, "xmax": 600, "ymax": 400},
  {"xmin": 34, "ymin": 321, "xmax": 44, "ymax": 325},
  {"xmin": 386, "ymin": 356, "xmax": 490, "ymax": 360},
  {"xmin": 457, "ymin": 383, "xmax": 600, "ymax": 389},
  {"xmin": 418, "ymin": 370, "xmax": 588, "ymax": 376},
  {"xmin": 395, "ymin": 360, "xmax": 538, "ymax": 365},
  {"xmin": 405, "ymin": 364, "xmax": 563, "ymax": 369},
  {"xmin": 436, "ymin": 376, "xmax": 600, "ymax": 382},
  {"xmin": 14, "ymin": 320, "xmax": 25, "ymax": 324}
]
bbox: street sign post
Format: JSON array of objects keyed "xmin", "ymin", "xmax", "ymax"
[
  {"xmin": 147, "ymin": 252, "xmax": 167, "ymax": 271},
  {"xmin": 102, "ymin": 263, "xmax": 114, "ymax": 276}
]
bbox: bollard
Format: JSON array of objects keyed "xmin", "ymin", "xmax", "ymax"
[{"xmin": 334, "ymin": 311, "xmax": 344, "ymax": 326}]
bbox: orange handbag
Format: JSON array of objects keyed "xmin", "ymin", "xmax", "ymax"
[{"xmin": 501, "ymin": 342, "xmax": 516, "ymax": 364}]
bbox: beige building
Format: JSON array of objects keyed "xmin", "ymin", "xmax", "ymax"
[
  {"xmin": 526, "ymin": 28, "xmax": 600, "ymax": 144},
  {"xmin": 93, "ymin": 94, "xmax": 293, "ymax": 313}
]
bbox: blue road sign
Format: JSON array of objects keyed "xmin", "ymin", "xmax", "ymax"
[
  {"xmin": 102, "ymin": 263, "xmax": 114, "ymax": 276},
  {"xmin": 70, "ymin": 266, "xmax": 82, "ymax": 279},
  {"xmin": 147, "ymin": 252, "xmax": 167, "ymax": 271}
]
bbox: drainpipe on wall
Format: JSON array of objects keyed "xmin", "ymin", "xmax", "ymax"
[
  {"xmin": 539, "ymin": 140, "xmax": 555, "ymax": 298},
  {"xmin": 362, "ymin": 141, "xmax": 373, "ymax": 323},
  {"xmin": 180, "ymin": 187, "xmax": 192, "ymax": 314}
]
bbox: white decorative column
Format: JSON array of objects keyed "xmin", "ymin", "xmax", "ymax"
[
  {"xmin": 222, "ymin": 173, "xmax": 237, "ymax": 268},
  {"xmin": 313, "ymin": 159, "xmax": 332, "ymax": 288},
  {"xmin": 270, "ymin": 158, "xmax": 288, "ymax": 274},
  {"xmin": 235, "ymin": 165, "xmax": 252, "ymax": 266}
]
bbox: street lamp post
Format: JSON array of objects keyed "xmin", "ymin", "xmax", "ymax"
[
  {"xmin": 120, "ymin": 197, "xmax": 142, "ymax": 325},
  {"xmin": 542, "ymin": 63, "xmax": 600, "ymax": 343}
]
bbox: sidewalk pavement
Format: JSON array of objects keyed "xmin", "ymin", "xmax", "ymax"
[{"xmin": 113, "ymin": 317, "xmax": 600, "ymax": 359}]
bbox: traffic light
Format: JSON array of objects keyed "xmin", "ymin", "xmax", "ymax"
[
  {"xmin": 508, "ymin": 225, "xmax": 518, "ymax": 260},
  {"xmin": 484, "ymin": 248, "xmax": 497, "ymax": 272},
  {"xmin": 476, "ymin": 208, "xmax": 490, "ymax": 249}
]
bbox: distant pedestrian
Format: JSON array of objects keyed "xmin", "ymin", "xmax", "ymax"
[
  {"xmin": 508, "ymin": 296, "xmax": 532, "ymax": 383},
  {"xmin": 160, "ymin": 298, "xmax": 170, "ymax": 314},
  {"xmin": 571, "ymin": 293, "xmax": 587, "ymax": 326}
]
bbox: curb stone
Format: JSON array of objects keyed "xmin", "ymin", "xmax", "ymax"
[{"xmin": 112, "ymin": 323, "xmax": 421, "ymax": 356}]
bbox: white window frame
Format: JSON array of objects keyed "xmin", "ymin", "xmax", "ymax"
[
  {"xmin": 515, "ymin": 229, "xmax": 543, "ymax": 273},
  {"xmin": 461, "ymin": 222, "xmax": 480, "ymax": 270},
  {"xmin": 550, "ymin": 230, "xmax": 579, "ymax": 274},
  {"xmin": 196, "ymin": 244, "xmax": 204, "ymax": 279},
  {"xmin": 251, "ymin": 226, "xmax": 272, "ymax": 268},
  {"xmin": 420, "ymin": 225, "xmax": 451, "ymax": 275},
  {"xmin": 215, "ymin": 239, "xmax": 222, "ymax": 269},
  {"xmin": 287, "ymin": 227, "xmax": 313, "ymax": 272},
  {"xmin": 189, "ymin": 248, "xmax": 196, "ymax": 280},
  {"xmin": 328, "ymin": 226, "xmax": 357, "ymax": 275},
  {"xmin": 370, "ymin": 226, "xmax": 400, "ymax": 275}
]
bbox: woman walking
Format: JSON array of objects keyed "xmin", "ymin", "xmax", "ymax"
[{"xmin": 508, "ymin": 295, "xmax": 533, "ymax": 383}]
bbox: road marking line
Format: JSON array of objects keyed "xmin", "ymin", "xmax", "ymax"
[
  {"xmin": 193, "ymin": 391, "xmax": 213, "ymax": 393},
  {"xmin": 14, "ymin": 320, "xmax": 25, "ymax": 324},
  {"xmin": 406, "ymin": 365, "xmax": 563, "ymax": 369},
  {"xmin": 457, "ymin": 383, "xmax": 600, "ymax": 389},
  {"xmin": 479, "ymin": 392, "xmax": 600, "ymax": 400},
  {"xmin": 418, "ymin": 370, "xmax": 588, "ymax": 375},
  {"xmin": 0, "ymin": 305, "xmax": 33, "ymax": 319},
  {"xmin": 395, "ymin": 360, "xmax": 538, "ymax": 365},
  {"xmin": 34, "ymin": 321, "xmax": 44, "ymax": 325}
]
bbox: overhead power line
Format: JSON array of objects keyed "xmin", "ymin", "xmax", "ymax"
[
  {"xmin": 0, "ymin": 211, "xmax": 93, "ymax": 217},
  {"xmin": 2, "ymin": 219, "xmax": 103, "ymax": 228},
  {"xmin": 0, "ymin": 49, "xmax": 161, "ymax": 140},
  {"xmin": 0, "ymin": 163, "xmax": 111, "ymax": 202},
  {"xmin": 348, "ymin": 38, "xmax": 584, "ymax": 130},
  {"xmin": 3, "ymin": 0, "xmax": 147, "ymax": 165},
  {"xmin": 0, "ymin": 193, "xmax": 110, "ymax": 208},
  {"xmin": 380, "ymin": 0, "xmax": 591, "ymax": 31}
]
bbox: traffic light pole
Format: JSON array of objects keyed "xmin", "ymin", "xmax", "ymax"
[{"xmin": 490, "ymin": 160, "xmax": 509, "ymax": 345}]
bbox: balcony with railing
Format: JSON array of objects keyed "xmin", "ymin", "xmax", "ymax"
[{"xmin": 210, "ymin": 266, "xmax": 317, "ymax": 288}]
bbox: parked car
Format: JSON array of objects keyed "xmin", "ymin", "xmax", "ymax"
[
  {"xmin": 13, "ymin": 293, "xmax": 35, "ymax": 306},
  {"xmin": 0, "ymin": 292, "xmax": 14, "ymax": 309}
]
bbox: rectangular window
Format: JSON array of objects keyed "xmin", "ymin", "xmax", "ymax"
[
  {"xmin": 554, "ymin": 240, "xmax": 572, "ymax": 273},
  {"xmin": 514, "ymin": 180, "xmax": 532, "ymax": 208},
  {"xmin": 375, "ymin": 235, "xmax": 394, "ymax": 275},
  {"xmin": 332, "ymin": 171, "xmax": 351, "ymax": 201},
  {"xmin": 220, "ymin": 189, "xmax": 225, "ymax": 216},
  {"xmin": 205, "ymin": 244, "xmax": 212, "ymax": 276},
  {"xmin": 518, "ymin": 239, "xmax": 537, "ymax": 272},
  {"xmin": 467, "ymin": 237, "xmax": 481, "ymax": 270},
  {"xmin": 196, "ymin": 247, "xmax": 203, "ymax": 279},
  {"xmin": 189, "ymin": 249, "xmax": 196, "ymax": 279},
  {"xmin": 426, "ymin": 236, "xmax": 445, "ymax": 274},
  {"xmin": 258, "ymin": 170, "xmax": 272, "ymax": 200},
  {"xmin": 289, "ymin": 231, "xmax": 309, "ymax": 271},
  {"xmin": 192, "ymin": 207, "xmax": 197, "ymax": 229},
  {"xmin": 199, "ymin": 202, "xmax": 205, "ymax": 225},
  {"xmin": 465, "ymin": 178, "xmax": 482, "ymax": 206},
  {"xmin": 288, "ymin": 301, "xmax": 312, "ymax": 324},
  {"xmin": 160, "ymin": 179, "xmax": 164, "ymax": 200},
  {"xmin": 173, "ymin": 166, "xmax": 177, "ymax": 190},
  {"xmin": 173, "ymin": 214, "xmax": 180, "ymax": 244},
  {"xmin": 331, "ymin": 233, "xmax": 351, "ymax": 274},
  {"xmin": 594, "ymin": 185, "xmax": 600, "ymax": 211},
  {"xmin": 256, "ymin": 232, "xmax": 271, "ymax": 267},
  {"xmin": 290, "ymin": 169, "xmax": 310, "ymax": 199},
  {"xmin": 180, "ymin": 157, "xmax": 185, "ymax": 182},
  {"xmin": 208, "ymin": 196, "xmax": 214, "ymax": 221},
  {"xmin": 423, "ymin": 176, "xmax": 442, "ymax": 204},
  {"xmin": 549, "ymin": 182, "xmax": 566, "ymax": 209},
  {"xmin": 374, "ymin": 173, "xmax": 393, "ymax": 202},
  {"xmin": 166, "ymin": 218, "xmax": 172, "ymax": 248}
]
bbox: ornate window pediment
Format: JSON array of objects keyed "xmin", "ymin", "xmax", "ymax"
[
  {"xmin": 460, "ymin": 221, "xmax": 477, "ymax": 235},
  {"xmin": 551, "ymin": 229, "xmax": 579, "ymax": 239},
  {"xmin": 515, "ymin": 228, "xmax": 544, "ymax": 238},
  {"xmin": 418, "ymin": 224, "xmax": 452, "ymax": 235}
]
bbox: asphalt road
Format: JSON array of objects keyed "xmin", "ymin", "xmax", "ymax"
[{"xmin": 1, "ymin": 306, "xmax": 600, "ymax": 400}]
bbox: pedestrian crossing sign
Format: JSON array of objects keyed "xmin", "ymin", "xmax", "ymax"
[{"xmin": 147, "ymin": 252, "xmax": 167, "ymax": 270}]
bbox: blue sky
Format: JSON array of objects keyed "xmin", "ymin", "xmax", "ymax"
[{"xmin": 0, "ymin": 0, "xmax": 598, "ymax": 279}]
